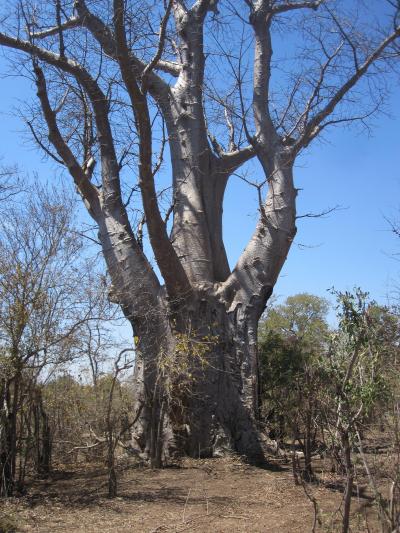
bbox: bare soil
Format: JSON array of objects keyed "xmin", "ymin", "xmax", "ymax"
[{"xmin": 0, "ymin": 456, "xmax": 380, "ymax": 532}]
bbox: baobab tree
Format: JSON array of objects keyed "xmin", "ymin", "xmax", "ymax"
[{"xmin": 0, "ymin": 0, "xmax": 399, "ymax": 464}]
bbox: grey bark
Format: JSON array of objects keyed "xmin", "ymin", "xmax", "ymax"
[{"xmin": 130, "ymin": 291, "xmax": 267, "ymax": 462}]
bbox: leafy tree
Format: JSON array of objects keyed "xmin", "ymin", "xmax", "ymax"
[
  {"xmin": 260, "ymin": 291, "xmax": 399, "ymax": 530},
  {"xmin": 0, "ymin": 1, "xmax": 399, "ymax": 462},
  {"xmin": 259, "ymin": 293, "xmax": 330, "ymax": 479},
  {"xmin": 321, "ymin": 290, "xmax": 396, "ymax": 533}
]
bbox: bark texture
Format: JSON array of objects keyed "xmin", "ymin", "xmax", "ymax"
[{"xmin": 130, "ymin": 291, "xmax": 271, "ymax": 463}]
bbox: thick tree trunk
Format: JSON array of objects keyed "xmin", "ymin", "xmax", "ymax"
[{"xmin": 130, "ymin": 291, "xmax": 266, "ymax": 464}]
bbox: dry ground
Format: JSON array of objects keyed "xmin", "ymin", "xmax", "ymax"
[{"xmin": 0, "ymin": 456, "xmax": 380, "ymax": 532}]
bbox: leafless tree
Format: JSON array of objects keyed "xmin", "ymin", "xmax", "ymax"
[
  {"xmin": 0, "ymin": 0, "xmax": 399, "ymax": 464},
  {"xmin": 0, "ymin": 182, "xmax": 99, "ymax": 495},
  {"xmin": 0, "ymin": 164, "xmax": 21, "ymax": 204}
]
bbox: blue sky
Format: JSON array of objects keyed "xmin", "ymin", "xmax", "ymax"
[
  {"xmin": 0, "ymin": 44, "xmax": 399, "ymax": 323},
  {"xmin": 223, "ymin": 91, "xmax": 400, "ymax": 306}
]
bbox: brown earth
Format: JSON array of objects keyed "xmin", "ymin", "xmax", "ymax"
[{"xmin": 0, "ymin": 456, "xmax": 380, "ymax": 532}]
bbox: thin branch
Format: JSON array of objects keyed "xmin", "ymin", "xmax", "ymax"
[
  {"xmin": 295, "ymin": 24, "xmax": 400, "ymax": 152},
  {"xmin": 55, "ymin": 0, "xmax": 66, "ymax": 58},
  {"xmin": 141, "ymin": 0, "xmax": 174, "ymax": 91},
  {"xmin": 296, "ymin": 205, "xmax": 344, "ymax": 220},
  {"xmin": 26, "ymin": 120, "xmax": 65, "ymax": 165},
  {"xmin": 29, "ymin": 16, "xmax": 83, "ymax": 39},
  {"xmin": 32, "ymin": 64, "xmax": 100, "ymax": 215}
]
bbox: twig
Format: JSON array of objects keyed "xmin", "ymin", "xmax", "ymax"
[{"xmin": 299, "ymin": 476, "xmax": 322, "ymax": 533}]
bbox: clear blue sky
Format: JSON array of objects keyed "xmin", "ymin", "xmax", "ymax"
[{"xmin": 0, "ymin": 46, "xmax": 399, "ymax": 322}]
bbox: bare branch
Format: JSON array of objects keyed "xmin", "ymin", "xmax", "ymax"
[
  {"xmin": 295, "ymin": 24, "xmax": 400, "ymax": 152},
  {"xmin": 141, "ymin": 0, "xmax": 174, "ymax": 90},
  {"xmin": 248, "ymin": 6, "xmax": 279, "ymax": 158},
  {"xmin": 218, "ymin": 145, "xmax": 255, "ymax": 174},
  {"xmin": 32, "ymin": 64, "xmax": 100, "ymax": 215},
  {"xmin": 296, "ymin": 205, "xmax": 343, "ymax": 220},
  {"xmin": 155, "ymin": 59, "xmax": 181, "ymax": 76},
  {"xmin": 26, "ymin": 119, "xmax": 65, "ymax": 165},
  {"xmin": 29, "ymin": 16, "xmax": 82, "ymax": 39},
  {"xmin": 272, "ymin": 0, "xmax": 324, "ymax": 14},
  {"xmin": 284, "ymin": 41, "xmax": 345, "ymax": 142}
]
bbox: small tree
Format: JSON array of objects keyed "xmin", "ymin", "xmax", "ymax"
[
  {"xmin": 102, "ymin": 349, "xmax": 138, "ymax": 498},
  {"xmin": 259, "ymin": 293, "xmax": 329, "ymax": 480},
  {"xmin": 321, "ymin": 290, "xmax": 394, "ymax": 533},
  {"xmin": 347, "ymin": 304, "xmax": 400, "ymax": 533},
  {"xmin": 42, "ymin": 374, "xmax": 91, "ymax": 464},
  {"xmin": 0, "ymin": 182, "xmax": 95, "ymax": 495}
]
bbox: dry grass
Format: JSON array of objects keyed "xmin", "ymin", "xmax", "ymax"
[{"xmin": 0, "ymin": 455, "xmax": 382, "ymax": 532}]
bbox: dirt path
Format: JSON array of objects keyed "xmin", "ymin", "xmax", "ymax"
[{"xmin": 1, "ymin": 457, "xmax": 376, "ymax": 532}]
